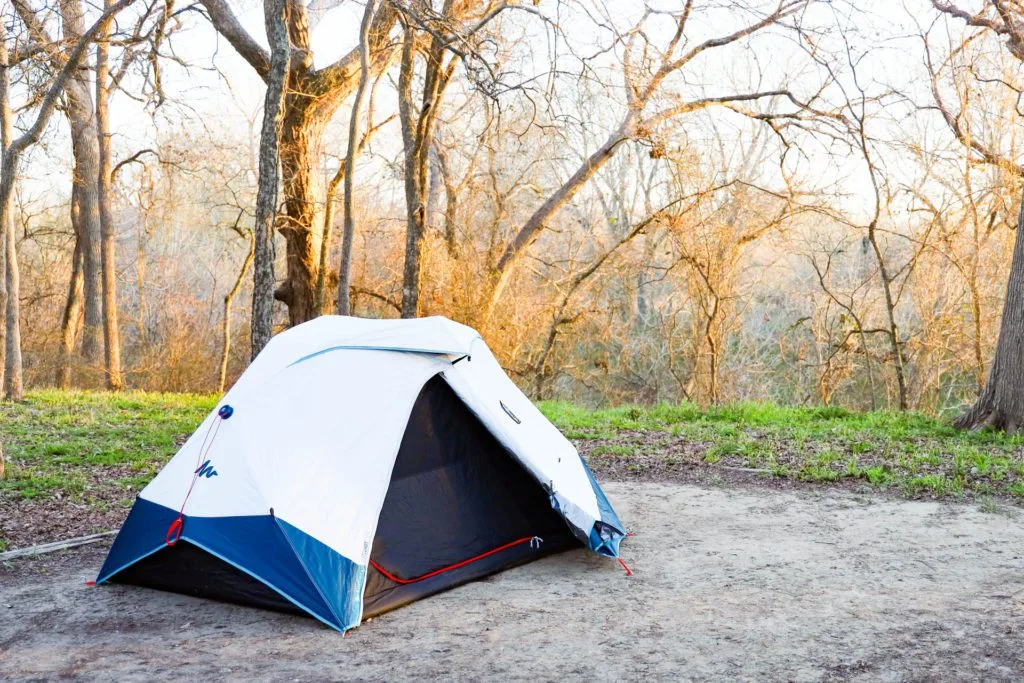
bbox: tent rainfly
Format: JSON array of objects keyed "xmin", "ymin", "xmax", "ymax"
[{"xmin": 96, "ymin": 316, "xmax": 627, "ymax": 632}]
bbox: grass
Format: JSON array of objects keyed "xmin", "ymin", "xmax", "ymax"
[
  {"xmin": 540, "ymin": 399, "xmax": 1024, "ymax": 502},
  {"xmin": 0, "ymin": 390, "xmax": 215, "ymax": 503},
  {"xmin": 3, "ymin": 392, "xmax": 1024, "ymax": 549}
]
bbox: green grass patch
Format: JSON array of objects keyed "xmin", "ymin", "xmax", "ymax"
[
  {"xmin": 542, "ymin": 400, "xmax": 1024, "ymax": 503},
  {"xmin": 2, "ymin": 392, "xmax": 1023, "ymax": 510},
  {"xmin": 1, "ymin": 390, "xmax": 214, "ymax": 503}
]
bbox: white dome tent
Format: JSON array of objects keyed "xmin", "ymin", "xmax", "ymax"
[{"xmin": 96, "ymin": 316, "xmax": 626, "ymax": 632}]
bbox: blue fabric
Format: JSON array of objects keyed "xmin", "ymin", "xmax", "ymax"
[
  {"xmin": 96, "ymin": 498, "xmax": 365, "ymax": 632},
  {"xmin": 96, "ymin": 497, "xmax": 179, "ymax": 582},
  {"xmin": 579, "ymin": 455, "xmax": 626, "ymax": 557},
  {"xmin": 288, "ymin": 345, "xmax": 460, "ymax": 366},
  {"xmin": 275, "ymin": 517, "xmax": 366, "ymax": 629}
]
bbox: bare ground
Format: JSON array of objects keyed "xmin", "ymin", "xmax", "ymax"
[{"xmin": 3, "ymin": 481, "xmax": 1024, "ymax": 681}]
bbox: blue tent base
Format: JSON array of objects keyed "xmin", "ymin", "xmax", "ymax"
[{"xmin": 96, "ymin": 498, "xmax": 364, "ymax": 632}]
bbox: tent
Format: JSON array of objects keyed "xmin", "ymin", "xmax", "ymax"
[{"xmin": 96, "ymin": 316, "xmax": 626, "ymax": 632}]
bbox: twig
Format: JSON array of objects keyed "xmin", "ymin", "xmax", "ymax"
[{"xmin": 0, "ymin": 531, "xmax": 116, "ymax": 561}]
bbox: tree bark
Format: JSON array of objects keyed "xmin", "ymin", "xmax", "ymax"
[
  {"xmin": 0, "ymin": 33, "xmax": 7, "ymax": 392},
  {"xmin": 398, "ymin": 6, "xmax": 456, "ymax": 319},
  {"xmin": 56, "ymin": 240, "xmax": 84, "ymax": 388},
  {"xmin": 201, "ymin": 0, "xmax": 398, "ymax": 327},
  {"xmin": 397, "ymin": 27, "xmax": 420, "ymax": 319},
  {"xmin": 251, "ymin": 0, "xmax": 290, "ymax": 359},
  {"xmin": 0, "ymin": 33, "xmax": 19, "ymax": 401},
  {"xmin": 336, "ymin": 0, "xmax": 375, "ymax": 316},
  {"xmin": 955, "ymin": 194, "xmax": 1024, "ymax": 432},
  {"xmin": 2, "ymin": 183, "xmax": 20, "ymax": 401},
  {"xmin": 274, "ymin": 96, "xmax": 326, "ymax": 324},
  {"xmin": 60, "ymin": 0, "xmax": 104, "ymax": 362},
  {"xmin": 96, "ymin": 0, "xmax": 124, "ymax": 390},
  {"xmin": 221, "ymin": 227, "xmax": 254, "ymax": 391}
]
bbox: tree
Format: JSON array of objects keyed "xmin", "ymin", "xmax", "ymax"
[
  {"xmin": 394, "ymin": 0, "xmax": 468, "ymax": 318},
  {"xmin": 928, "ymin": 0, "xmax": 1024, "ymax": 431},
  {"xmin": 14, "ymin": 0, "xmax": 105, "ymax": 373},
  {"xmin": 480, "ymin": 0, "xmax": 821, "ymax": 326},
  {"xmin": 336, "ymin": 0, "xmax": 376, "ymax": 316},
  {"xmin": 251, "ymin": 0, "xmax": 291, "ymax": 359},
  {"xmin": 96, "ymin": 0, "xmax": 123, "ymax": 390},
  {"xmin": 0, "ymin": 0, "xmax": 136, "ymax": 400},
  {"xmin": 0, "ymin": 24, "xmax": 11, "ymax": 395},
  {"xmin": 201, "ymin": 0, "xmax": 397, "ymax": 326}
]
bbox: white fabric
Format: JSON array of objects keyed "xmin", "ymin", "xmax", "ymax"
[{"xmin": 139, "ymin": 316, "xmax": 601, "ymax": 564}]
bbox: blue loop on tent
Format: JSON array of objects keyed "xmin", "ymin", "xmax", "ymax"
[{"xmin": 218, "ymin": 404, "xmax": 234, "ymax": 420}]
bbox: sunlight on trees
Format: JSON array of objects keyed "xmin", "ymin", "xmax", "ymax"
[{"xmin": 2, "ymin": 0, "xmax": 1024, "ymax": 426}]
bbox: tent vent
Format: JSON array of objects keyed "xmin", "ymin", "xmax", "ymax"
[{"xmin": 500, "ymin": 401, "xmax": 521, "ymax": 424}]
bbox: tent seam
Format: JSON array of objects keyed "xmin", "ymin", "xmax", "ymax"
[
  {"xmin": 182, "ymin": 535, "xmax": 346, "ymax": 633},
  {"xmin": 272, "ymin": 516, "xmax": 349, "ymax": 629}
]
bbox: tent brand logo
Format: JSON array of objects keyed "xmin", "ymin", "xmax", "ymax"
[{"xmin": 194, "ymin": 460, "xmax": 219, "ymax": 479}]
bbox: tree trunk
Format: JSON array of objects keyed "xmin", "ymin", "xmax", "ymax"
[
  {"xmin": 55, "ymin": 0, "xmax": 104, "ymax": 363},
  {"xmin": 274, "ymin": 96, "xmax": 327, "ymax": 325},
  {"xmin": 221, "ymin": 228, "xmax": 254, "ymax": 391},
  {"xmin": 96, "ymin": 0, "xmax": 124, "ymax": 390},
  {"xmin": 3, "ymin": 193, "xmax": 20, "ymax": 401},
  {"xmin": 866, "ymin": 225, "xmax": 908, "ymax": 411},
  {"xmin": 397, "ymin": 27, "xmax": 422, "ymax": 319},
  {"xmin": 316, "ymin": 165, "xmax": 342, "ymax": 315},
  {"xmin": 0, "ymin": 35, "xmax": 19, "ymax": 401},
  {"xmin": 336, "ymin": 0, "xmax": 375, "ymax": 316},
  {"xmin": 251, "ymin": 0, "xmax": 290, "ymax": 359},
  {"xmin": 397, "ymin": 13, "xmax": 455, "ymax": 319},
  {"xmin": 435, "ymin": 144, "xmax": 458, "ymax": 258},
  {"xmin": 0, "ymin": 36, "xmax": 7, "ymax": 391},
  {"xmin": 56, "ymin": 239, "xmax": 84, "ymax": 388},
  {"xmin": 200, "ymin": 0, "xmax": 398, "ymax": 328},
  {"xmin": 4, "ymin": 0, "xmax": 133, "ymax": 399},
  {"xmin": 955, "ymin": 195, "xmax": 1024, "ymax": 432}
]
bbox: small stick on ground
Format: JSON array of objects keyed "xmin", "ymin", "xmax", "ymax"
[{"xmin": 0, "ymin": 531, "xmax": 115, "ymax": 561}]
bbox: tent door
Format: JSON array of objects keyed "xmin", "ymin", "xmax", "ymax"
[{"xmin": 362, "ymin": 375, "xmax": 579, "ymax": 618}]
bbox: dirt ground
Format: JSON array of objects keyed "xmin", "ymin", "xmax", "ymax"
[{"xmin": 3, "ymin": 481, "xmax": 1024, "ymax": 681}]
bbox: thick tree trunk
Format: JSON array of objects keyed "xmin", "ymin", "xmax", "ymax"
[
  {"xmin": 66, "ymin": 80, "xmax": 103, "ymax": 363},
  {"xmin": 955, "ymin": 196, "xmax": 1024, "ymax": 432},
  {"xmin": 50, "ymin": 0, "xmax": 104, "ymax": 363},
  {"xmin": 251, "ymin": 0, "xmax": 290, "ymax": 359},
  {"xmin": 96, "ymin": 0, "xmax": 124, "ymax": 390},
  {"xmin": 200, "ymin": 0, "xmax": 398, "ymax": 327},
  {"xmin": 275, "ymin": 97, "xmax": 327, "ymax": 325}
]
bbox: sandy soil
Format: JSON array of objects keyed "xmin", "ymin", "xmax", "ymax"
[{"xmin": 3, "ymin": 481, "xmax": 1024, "ymax": 681}]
